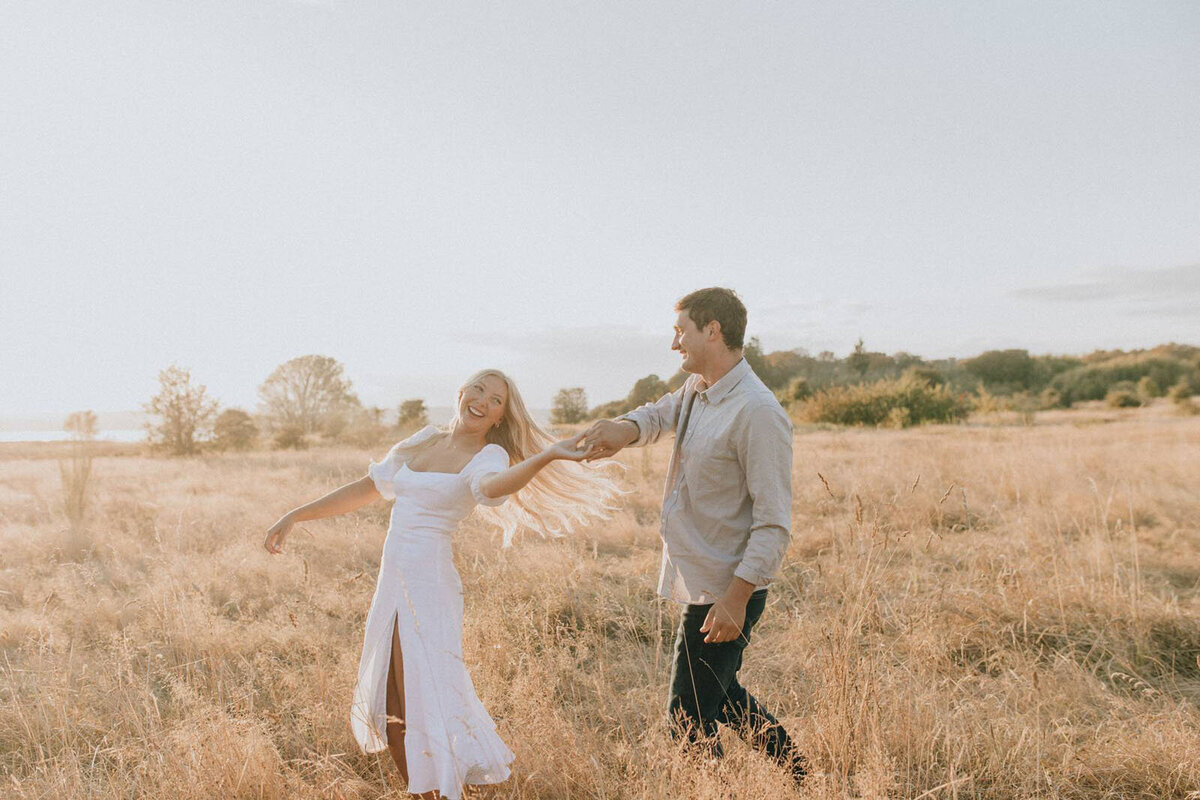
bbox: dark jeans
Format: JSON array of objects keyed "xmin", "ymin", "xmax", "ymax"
[{"xmin": 667, "ymin": 589, "xmax": 805, "ymax": 778}]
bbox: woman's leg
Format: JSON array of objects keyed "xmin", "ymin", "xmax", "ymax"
[
  {"xmin": 386, "ymin": 615, "xmax": 439, "ymax": 799},
  {"xmin": 385, "ymin": 615, "xmax": 409, "ymax": 779}
]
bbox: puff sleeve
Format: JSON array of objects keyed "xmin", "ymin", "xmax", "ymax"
[
  {"xmin": 368, "ymin": 425, "xmax": 438, "ymax": 500},
  {"xmin": 464, "ymin": 443, "xmax": 512, "ymax": 507}
]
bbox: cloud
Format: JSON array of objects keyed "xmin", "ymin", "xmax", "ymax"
[
  {"xmin": 1119, "ymin": 301, "xmax": 1200, "ymax": 320},
  {"xmin": 1013, "ymin": 263, "xmax": 1200, "ymax": 303}
]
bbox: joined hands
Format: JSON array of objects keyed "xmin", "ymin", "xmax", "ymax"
[{"xmin": 579, "ymin": 418, "xmax": 638, "ymax": 461}]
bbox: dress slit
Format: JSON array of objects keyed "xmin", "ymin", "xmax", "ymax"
[{"xmin": 385, "ymin": 609, "xmax": 409, "ymax": 781}]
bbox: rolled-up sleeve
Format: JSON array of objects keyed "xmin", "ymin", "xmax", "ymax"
[
  {"xmin": 732, "ymin": 402, "xmax": 793, "ymax": 587},
  {"xmin": 619, "ymin": 383, "xmax": 686, "ymax": 447}
]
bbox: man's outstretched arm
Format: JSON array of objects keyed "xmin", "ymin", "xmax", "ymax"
[
  {"xmin": 581, "ymin": 418, "xmax": 640, "ymax": 460},
  {"xmin": 583, "ymin": 382, "xmax": 685, "ymax": 459}
]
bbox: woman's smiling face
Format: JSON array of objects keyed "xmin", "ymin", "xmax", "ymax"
[{"xmin": 457, "ymin": 373, "xmax": 509, "ymax": 433}]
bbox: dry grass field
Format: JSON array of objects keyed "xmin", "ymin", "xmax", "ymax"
[{"xmin": 2, "ymin": 409, "xmax": 1199, "ymax": 799}]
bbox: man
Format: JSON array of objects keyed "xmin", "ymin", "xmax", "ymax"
[{"xmin": 583, "ymin": 287, "xmax": 806, "ymax": 782}]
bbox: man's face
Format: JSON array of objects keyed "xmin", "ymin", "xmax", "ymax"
[{"xmin": 671, "ymin": 310, "xmax": 712, "ymax": 374}]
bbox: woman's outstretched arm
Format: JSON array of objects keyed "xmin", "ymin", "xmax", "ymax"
[
  {"xmin": 477, "ymin": 433, "xmax": 593, "ymax": 500},
  {"xmin": 263, "ymin": 475, "xmax": 380, "ymax": 554}
]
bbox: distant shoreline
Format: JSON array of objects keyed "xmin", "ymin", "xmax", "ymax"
[{"xmin": 0, "ymin": 430, "xmax": 146, "ymax": 443}]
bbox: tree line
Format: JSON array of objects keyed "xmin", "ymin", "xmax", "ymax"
[
  {"xmin": 142, "ymin": 356, "xmax": 431, "ymax": 455},
  {"xmin": 575, "ymin": 340, "xmax": 1200, "ymax": 428},
  {"xmin": 136, "ymin": 341, "xmax": 1200, "ymax": 455}
]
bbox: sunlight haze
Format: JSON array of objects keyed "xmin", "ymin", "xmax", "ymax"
[{"xmin": 3, "ymin": 1, "xmax": 1198, "ymax": 416}]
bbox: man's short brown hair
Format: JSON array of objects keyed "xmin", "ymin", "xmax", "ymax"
[{"xmin": 675, "ymin": 287, "xmax": 747, "ymax": 350}]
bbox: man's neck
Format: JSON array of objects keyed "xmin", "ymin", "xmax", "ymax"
[{"xmin": 700, "ymin": 350, "xmax": 744, "ymax": 388}]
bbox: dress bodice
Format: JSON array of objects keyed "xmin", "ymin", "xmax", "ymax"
[{"xmin": 368, "ymin": 426, "xmax": 512, "ymax": 538}]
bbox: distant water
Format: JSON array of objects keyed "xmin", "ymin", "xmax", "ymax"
[{"xmin": 0, "ymin": 430, "xmax": 145, "ymax": 443}]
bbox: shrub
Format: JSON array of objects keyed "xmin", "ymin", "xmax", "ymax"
[
  {"xmin": 1169, "ymin": 381, "xmax": 1197, "ymax": 415},
  {"xmin": 1106, "ymin": 388, "xmax": 1142, "ymax": 408},
  {"xmin": 1051, "ymin": 356, "xmax": 1197, "ymax": 405},
  {"xmin": 213, "ymin": 409, "xmax": 257, "ymax": 451},
  {"xmin": 1039, "ymin": 387, "xmax": 1066, "ymax": 409},
  {"xmin": 1168, "ymin": 381, "xmax": 1194, "ymax": 403},
  {"xmin": 335, "ymin": 406, "xmax": 390, "ymax": 448},
  {"xmin": 784, "ymin": 376, "xmax": 813, "ymax": 405},
  {"xmin": 884, "ymin": 407, "xmax": 911, "ymax": 429},
  {"xmin": 1137, "ymin": 375, "xmax": 1163, "ymax": 399},
  {"xmin": 273, "ymin": 425, "xmax": 309, "ymax": 450},
  {"xmin": 799, "ymin": 378, "xmax": 970, "ymax": 427},
  {"xmin": 902, "ymin": 365, "xmax": 945, "ymax": 388},
  {"xmin": 972, "ymin": 384, "xmax": 1004, "ymax": 415},
  {"xmin": 1010, "ymin": 392, "xmax": 1038, "ymax": 426}
]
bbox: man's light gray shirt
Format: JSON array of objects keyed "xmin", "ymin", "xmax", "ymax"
[{"xmin": 621, "ymin": 358, "xmax": 793, "ymax": 605}]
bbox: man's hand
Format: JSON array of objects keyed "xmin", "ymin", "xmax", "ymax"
[
  {"xmin": 582, "ymin": 418, "xmax": 638, "ymax": 461},
  {"xmin": 699, "ymin": 578, "xmax": 756, "ymax": 644},
  {"xmin": 543, "ymin": 432, "xmax": 593, "ymax": 462}
]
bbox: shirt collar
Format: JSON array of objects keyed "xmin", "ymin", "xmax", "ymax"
[{"xmin": 695, "ymin": 357, "xmax": 750, "ymax": 405}]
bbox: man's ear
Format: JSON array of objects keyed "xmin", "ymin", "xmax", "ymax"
[{"xmin": 707, "ymin": 321, "xmax": 722, "ymax": 343}]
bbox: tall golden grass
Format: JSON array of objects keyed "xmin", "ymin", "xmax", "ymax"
[{"xmin": 2, "ymin": 410, "xmax": 1199, "ymax": 798}]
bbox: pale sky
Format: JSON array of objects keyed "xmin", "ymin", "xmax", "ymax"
[{"xmin": 3, "ymin": 1, "xmax": 1199, "ymax": 417}]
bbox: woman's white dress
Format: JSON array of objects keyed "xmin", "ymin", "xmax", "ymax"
[{"xmin": 350, "ymin": 425, "xmax": 514, "ymax": 798}]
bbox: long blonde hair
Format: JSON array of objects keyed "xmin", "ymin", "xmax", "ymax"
[{"xmin": 389, "ymin": 369, "xmax": 625, "ymax": 545}]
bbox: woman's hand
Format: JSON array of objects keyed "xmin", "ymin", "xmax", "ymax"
[
  {"xmin": 263, "ymin": 512, "xmax": 296, "ymax": 554},
  {"xmin": 544, "ymin": 432, "xmax": 594, "ymax": 462},
  {"xmin": 260, "ymin": 478, "xmax": 380, "ymax": 556}
]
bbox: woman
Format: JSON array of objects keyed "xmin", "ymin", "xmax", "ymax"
[{"xmin": 263, "ymin": 369, "xmax": 619, "ymax": 799}]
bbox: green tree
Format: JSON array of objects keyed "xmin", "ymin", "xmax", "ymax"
[
  {"xmin": 258, "ymin": 355, "xmax": 358, "ymax": 436},
  {"xmin": 762, "ymin": 349, "xmax": 808, "ymax": 390},
  {"xmin": 550, "ymin": 387, "xmax": 588, "ymax": 424},
  {"xmin": 627, "ymin": 374, "xmax": 669, "ymax": 408},
  {"xmin": 848, "ymin": 338, "xmax": 870, "ymax": 380},
  {"xmin": 743, "ymin": 337, "xmax": 770, "ymax": 383},
  {"xmin": 397, "ymin": 399, "xmax": 429, "ymax": 430},
  {"xmin": 213, "ymin": 408, "xmax": 257, "ymax": 451},
  {"xmin": 902, "ymin": 365, "xmax": 945, "ymax": 388},
  {"xmin": 784, "ymin": 376, "xmax": 812, "ymax": 405},
  {"xmin": 963, "ymin": 350, "xmax": 1038, "ymax": 392},
  {"xmin": 144, "ymin": 365, "xmax": 218, "ymax": 455}
]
